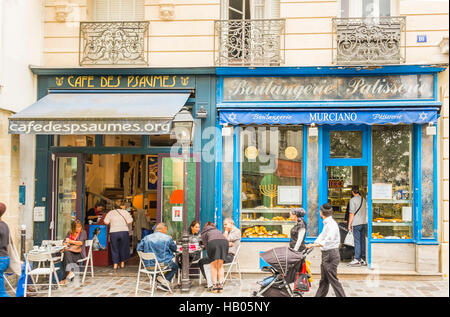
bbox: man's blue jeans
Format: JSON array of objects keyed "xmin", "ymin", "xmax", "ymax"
[
  {"xmin": 352, "ymin": 224, "xmax": 366, "ymax": 261},
  {"xmin": 0, "ymin": 256, "xmax": 10, "ymax": 297},
  {"xmin": 162, "ymin": 261, "xmax": 178, "ymax": 283}
]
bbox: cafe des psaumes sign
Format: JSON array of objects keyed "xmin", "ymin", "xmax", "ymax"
[
  {"xmin": 51, "ymin": 74, "xmax": 194, "ymax": 89},
  {"xmin": 222, "ymin": 74, "xmax": 434, "ymax": 102}
]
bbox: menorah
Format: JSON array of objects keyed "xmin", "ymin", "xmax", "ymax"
[{"xmin": 259, "ymin": 184, "xmax": 278, "ymax": 208}]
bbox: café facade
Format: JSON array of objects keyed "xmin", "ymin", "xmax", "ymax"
[
  {"xmin": 8, "ymin": 68, "xmax": 217, "ymax": 264},
  {"xmin": 214, "ymin": 65, "xmax": 445, "ymax": 272}
]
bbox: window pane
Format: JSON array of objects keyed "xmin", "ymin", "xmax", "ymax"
[
  {"xmin": 104, "ymin": 135, "xmax": 142, "ymax": 147},
  {"xmin": 329, "ymin": 130, "xmax": 363, "ymax": 158},
  {"xmin": 379, "ymin": 0, "xmax": 391, "ymax": 17},
  {"xmin": 340, "ymin": 0, "xmax": 349, "ymax": 18},
  {"xmin": 362, "ymin": 0, "xmax": 375, "ymax": 17},
  {"xmin": 372, "ymin": 125, "xmax": 413, "ymax": 240},
  {"xmin": 240, "ymin": 126, "xmax": 303, "ymax": 239},
  {"xmin": 55, "ymin": 135, "xmax": 95, "ymax": 147}
]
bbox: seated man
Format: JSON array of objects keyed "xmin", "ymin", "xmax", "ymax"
[
  {"xmin": 137, "ymin": 222, "xmax": 178, "ymax": 292},
  {"xmin": 199, "ymin": 218, "xmax": 241, "ymax": 288}
]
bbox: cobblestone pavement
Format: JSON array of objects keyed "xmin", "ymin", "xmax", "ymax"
[{"xmin": 19, "ymin": 269, "xmax": 448, "ymax": 298}]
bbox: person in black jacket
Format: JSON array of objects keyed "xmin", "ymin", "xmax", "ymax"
[{"xmin": 289, "ymin": 208, "xmax": 307, "ymax": 253}]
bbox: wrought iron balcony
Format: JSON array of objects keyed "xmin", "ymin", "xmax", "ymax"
[
  {"xmin": 332, "ymin": 16, "xmax": 406, "ymax": 65},
  {"xmin": 214, "ymin": 19, "xmax": 285, "ymax": 66},
  {"xmin": 79, "ymin": 21, "xmax": 149, "ymax": 66}
]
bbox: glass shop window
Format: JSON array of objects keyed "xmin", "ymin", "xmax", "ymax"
[
  {"xmin": 55, "ymin": 135, "xmax": 95, "ymax": 147},
  {"xmin": 103, "ymin": 135, "xmax": 142, "ymax": 147},
  {"xmin": 329, "ymin": 130, "xmax": 363, "ymax": 158},
  {"xmin": 240, "ymin": 126, "xmax": 303, "ymax": 239},
  {"xmin": 371, "ymin": 125, "xmax": 413, "ymax": 240}
]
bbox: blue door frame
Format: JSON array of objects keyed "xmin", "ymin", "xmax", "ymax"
[{"xmin": 320, "ymin": 125, "xmax": 373, "ymax": 266}]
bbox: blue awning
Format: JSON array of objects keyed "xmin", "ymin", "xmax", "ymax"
[{"xmin": 219, "ymin": 108, "xmax": 439, "ymax": 126}]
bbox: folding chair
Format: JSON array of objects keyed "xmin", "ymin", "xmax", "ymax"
[
  {"xmin": 35, "ymin": 240, "xmax": 64, "ymax": 283},
  {"xmin": 24, "ymin": 252, "xmax": 60, "ymax": 297},
  {"xmin": 135, "ymin": 251, "xmax": 173, "ymax": 296},
  {"xmin": 76, "ymin": 240, "xmax": 94, "ymax": 284},
  {"xmin": 223, "ymin": 244, "xmax": 242, "ymax": 285}
]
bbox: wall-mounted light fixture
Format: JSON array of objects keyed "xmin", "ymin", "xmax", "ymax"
[
  {"xmin": 426, "ymin": 122, "xmax": 437, "ymax": 136},
  {"xmin": 308, "ymin": 123, "xmax": 318, "ymax": 137}
]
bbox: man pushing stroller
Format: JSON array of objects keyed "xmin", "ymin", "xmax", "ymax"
[{"xmin": 307, "ymin": 203, "xmax": 346, "ymax": 297}]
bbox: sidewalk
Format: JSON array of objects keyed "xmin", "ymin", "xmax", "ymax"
[{"xmin": 23, "ymin": 267, "xmax": 448, "ymax": 297}]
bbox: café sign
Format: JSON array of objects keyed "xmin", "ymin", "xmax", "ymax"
[{"xmin": 222, "ymin": 75, "xmax": 434, "ymax": 102}]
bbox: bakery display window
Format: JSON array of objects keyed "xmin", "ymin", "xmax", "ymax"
[
  {"xmin": 371, "ymin": 125, "xmax": 413, "ymax": 240},
  {"xmin": 240, "ymin": 126, "xmax": 303, "ymax": 239}
]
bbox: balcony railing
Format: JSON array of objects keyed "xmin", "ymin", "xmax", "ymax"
[
  {"xmin": 332, "ymin": 16, "xmax": 406, "ymax": 65},
  {"xmin": 79, "ymin": 21, "xmax": 149, "ymax": 66},
  {"xmin": 214, "ymin": 19, "xmax": 285, "ymax": 66}
]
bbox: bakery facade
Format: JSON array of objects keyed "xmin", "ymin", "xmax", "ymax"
[
  {"xmin": 8, "ymin": 68, "xmax": 217, "ymax": 264},
  {"xmin": 215, "ymin": 65, "xmax": 445, "ymax": 272}
]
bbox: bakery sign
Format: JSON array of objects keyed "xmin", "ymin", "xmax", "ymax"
[{"xmin": 222, "ymin": 74, "xmax": 434, "ymax": 102}]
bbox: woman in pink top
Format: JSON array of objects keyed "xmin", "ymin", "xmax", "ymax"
[{"xmin": 104, "ymin": 201, "xmax": 133, "ymax": 270}]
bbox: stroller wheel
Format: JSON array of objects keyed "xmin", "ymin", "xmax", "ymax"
[{"xmin": 293, "ymin": 291, "xmax": 303, "ymax": 297}]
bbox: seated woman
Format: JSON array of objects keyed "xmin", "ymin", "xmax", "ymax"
[
  {"xmin": 176, "ymin": 221, "xmax": 202, "ymax": 270},
  {"xmin": 59, "ymin": 220, "xmax": 87, "ymax": 285}
]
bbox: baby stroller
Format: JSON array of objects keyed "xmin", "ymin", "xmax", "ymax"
[{"xmin": 253, "ymin": 247, "xmax": 313, "ymax": 297}]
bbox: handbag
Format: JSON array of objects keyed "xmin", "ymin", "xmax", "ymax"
[
  {"xmin": 293, "ymin": 262, "xmax": 310, "ymax": 292},
  {"xmin": 343, "ymin": 231, "xmax": 354, "ymax": 247},
  {"xmin": 115, "ymin": 209, "xmax": 132, "ymax": 234},
  {"xmin": 7, "ymin": 232, "xmax": 22, "ymax": 275}
]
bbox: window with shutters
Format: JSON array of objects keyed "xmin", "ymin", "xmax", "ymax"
[
  {"xmin": 93, "ymin": 0, "xmax": 145, "ymax": 21},
  {"xmin": 215, "ymin": 0, "xmax": 285, "ymax": 66}
]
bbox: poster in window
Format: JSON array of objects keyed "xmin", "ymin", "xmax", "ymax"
[
  {"xmin": 278, "ymin": 186, "xmax": 302, "ymax": 205},
  {"xmin": 89, "ymin": 225, "xmax": 107, "ymax": 251},
  {"xmin": 372, "ymin": 183, "xmax": 392, "ymax": 200},
  {"xmin": 146, "ymin": 155, "xmax": 158, "ymax": 191},
  {"xmin": 172, "ymin": 206, "xmax": 183, "ymax": 222}
]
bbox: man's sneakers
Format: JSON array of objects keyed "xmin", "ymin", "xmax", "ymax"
[
  {"xmin": 347, "ymin": 259, "xmax": 361, "ymax": 267},
  {"xmin": 347, "ymin": 259, "xmax": 367, "ymax": 267},
  {"xmin": 156, "ymin": 275, "xmax": 172, "ymax": 292}
]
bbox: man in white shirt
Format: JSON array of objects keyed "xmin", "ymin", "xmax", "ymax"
[{"xmin": 307, "ymin": 203, "xmax": 346, "ymax": 297}]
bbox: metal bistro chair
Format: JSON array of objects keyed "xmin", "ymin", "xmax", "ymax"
[
  {"xmin": 35, "ymin": 240, "xmax": 64, "ymax": 283},
  {"xmin": 24, "ymin": 252, "xmax": 60, "ymax": 297},
  {"xmin": 135, "ymin": 251, "xmax": 173, "ymax": 296},
  {"xmin": 76, "ymin": 240, "xmax": 94, "ymax": 284},
  {"xmin": 223, "ymin": 244, "xmax": 242, "ymax": 285},
  {"xmin": 177, "ymin": 249, "xmax": 203, "ymax": 285}
]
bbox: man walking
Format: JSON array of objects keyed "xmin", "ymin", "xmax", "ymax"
[
  {"xmin": 347, "ymin": 186, "xmax": 367, "ymax": 267},
  {"xmin": 307, "ymin": 203, "xmax": 346, "ymax": 297}
]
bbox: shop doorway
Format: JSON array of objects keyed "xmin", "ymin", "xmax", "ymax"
[
  {"xmin": 49, "ymin": 148, "xmax": 200, "ymax": 265},
  {"xmin": 321, "ymin": 125, "xmax": 370, "ymax": 264}
]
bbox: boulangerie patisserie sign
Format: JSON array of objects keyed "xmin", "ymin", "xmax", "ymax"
[{"xmin": 222, "ymin": 74, "xmax": 434, "ymax": 102}]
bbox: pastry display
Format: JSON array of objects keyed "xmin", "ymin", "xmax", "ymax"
[{"xmin": 242, "ymin": 226, "xmax": 288, "ymax": 238}]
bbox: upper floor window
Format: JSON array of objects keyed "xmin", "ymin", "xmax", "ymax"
[
  {"xmin": 93, "ymin": 0, "xmax": 144, "ymax": 21},
  {"xmin": 223, "ymin": 0, "xmax": 279, "ymax": 20},
  {"xmin": 340, "ymin": 0, "xmax": 397, "ymax": 18}
]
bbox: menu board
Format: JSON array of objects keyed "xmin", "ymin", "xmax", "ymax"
[{"xmin": 372, "ymin": 183, "xmax": 393, "ymax": 200}]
